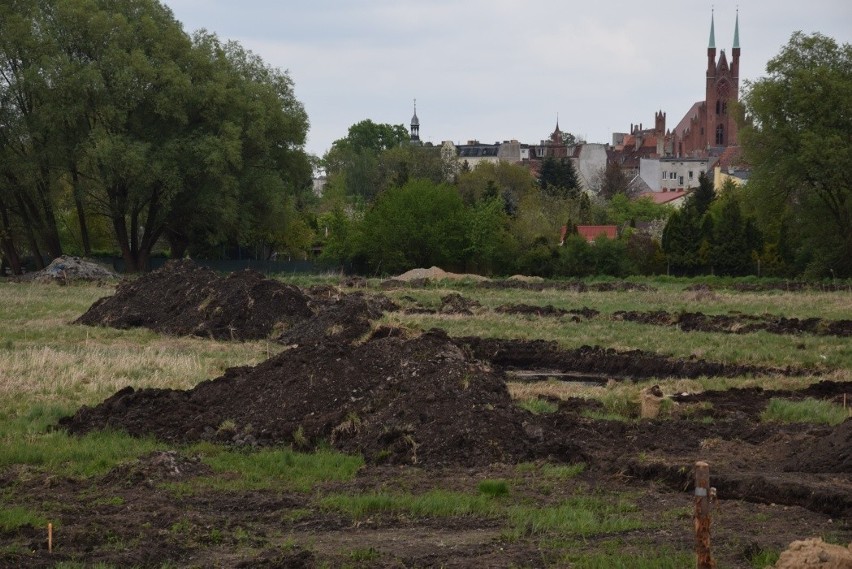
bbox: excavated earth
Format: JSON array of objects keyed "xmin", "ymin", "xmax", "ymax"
[
  {"xmin": 4, "ymin": 266, "xmax": 850, "ymax": 568},
  {"xmin": 75, "ymin": 260, "xmax": 314, "ymax": 340}
]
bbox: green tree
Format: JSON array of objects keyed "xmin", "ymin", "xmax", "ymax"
[
  {"xmin": 538, "ymin": 156, "xmax": 580, "ymax": 199},
  {"xmin": 353, "ymin": 179, "xmax": 468, "ymax": 275},
  {"xmin": 691, "ymin": 171, "xmax": 715, "ymax": 217},
  {"xmin": 322, "ymin": 120, "xmax": 410, "ymax": 201},
  {"xmin": 740, "ymin": 32, "xmax": 852, "ymax": 277},
  {"xmin": 464, "ymin": 196, "xmax": 518, "ymax": 275},
  {"xmin": 661, "ymin": 204, "xmax": 704, "ymax": 275},
  {"xmin": 455, "ymin": 161, "xmax": 537, "ymax": 210}
]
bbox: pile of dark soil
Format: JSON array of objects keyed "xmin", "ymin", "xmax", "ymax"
[
  {"xmin": 438, "ymin": 293, "xmax": 480, "ymax": 314},
  {"xmin": 278, "ymin": 292, "xmax": 398, "ymax": 346},
  {"xmin": 456, "ymin": 337, "xmax": 808, "ymax": 380},
  {"xmin": 785, "ymin": 420, "xmax": 852, "ymax": 474},
  {"xmin": 75, "ymin": 260, "xmax": 314, "ymax": 340},
  {"xmin": 495, "ymin": 304, "xmax": 599, "ymax": 320},
  {"xmin": 59, "ymin": 329, "xmax": 580, "ymax": 467}
]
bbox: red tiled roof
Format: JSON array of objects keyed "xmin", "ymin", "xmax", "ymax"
[{"xmin": 576, "ymin": 225, "xmax": 618, "ymax": 242}]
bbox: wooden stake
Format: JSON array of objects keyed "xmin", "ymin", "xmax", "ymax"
[
  {"xmin": 694, "ymin": 461, "xmax": 715, "ymax": 569},
  {"xmin": 48, "ymin": 522, "xmax": 52, "ymax": 553}
]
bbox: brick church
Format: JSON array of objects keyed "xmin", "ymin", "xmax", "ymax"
[
  {"xmin": 612, "ymin": 11, "xmax": 742, "ymax": 163},
  {"xmin": 672, "ymin": 10, "xmax": 741, "ymax": 156}
]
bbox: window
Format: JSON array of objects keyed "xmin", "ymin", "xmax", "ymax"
[
  {"xmin": 679, "ymin": 176, "xmax": 684, "ymax": 185},
  {"xmin": 662, "ymin": 171, "xmax": 667, "ymax": 180},
  {"xmin": 669, "ymin": 172, "xmax": 676, "ymax": 180},
  {"xmin": 689, "ymin": 171, "xmax": 694, "ymax": 180},
  {"xmin": 715, "ymin": 124, "xmax": 724, "ymax": 145}
]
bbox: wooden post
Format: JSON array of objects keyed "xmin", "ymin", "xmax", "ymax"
[
  {"xmin": 694, "ymin": 461, "xmax": 715, "ymax": 568},
  {"xmin": 48, "ymin": 522, "xmax": 53, "ymax": 553}
]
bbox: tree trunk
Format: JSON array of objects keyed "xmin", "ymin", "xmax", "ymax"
[
  {"xmin": 71, "ymin": 169, "xmax": 92, "ymax": 256},
  {"xmin": 165, "ymin": 227, "xmax": 189, "ymax": 259},
  {"xmin": 0, "ymin": 199, "xmax": 23, "ymax": 275}
]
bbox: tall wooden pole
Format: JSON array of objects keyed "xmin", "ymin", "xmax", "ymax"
[{"xmin": 694, "ymin": 461, "xmax": 715, "ymax": 568}]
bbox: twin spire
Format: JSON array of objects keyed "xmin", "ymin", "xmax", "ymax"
[{"xmin": 709, "ymin": 8, "xmax": 740, "ymax": 50}]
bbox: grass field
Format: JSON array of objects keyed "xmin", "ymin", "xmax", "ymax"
[{"xmin": 0, "ymin": 277, "xmax": 849, "ymax": 568}]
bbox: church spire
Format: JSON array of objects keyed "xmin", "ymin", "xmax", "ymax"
[
  {"xmin": 733, "ymin": 9, "xmax": 740, "ymax": 49},
  {"xmin": 708, "ymin": 9, "xmax": 716, "ymax": 49},
  {"xmin": 409, "ymin": 98, "xmax": 420, "ymax": 144}
]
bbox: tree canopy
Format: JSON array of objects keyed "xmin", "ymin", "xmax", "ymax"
[
  {"xmin": 740, "ymin": 32, "xmax": 852, "ymax": 277},
  {"xmin": 0, "ymin": 0, "xmax": 311, "ymax": 272}
]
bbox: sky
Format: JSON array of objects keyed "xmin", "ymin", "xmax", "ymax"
[{"xmin": 160, "ymin": 1, "xmax": 851, "ymax": 158}]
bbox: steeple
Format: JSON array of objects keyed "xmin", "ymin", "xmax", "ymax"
[
  {"xmin": 409, "ymin": 99, "xmax": 420, "ymax": 144},
  {"xmin": 731, "ymin": 9, "xmax": 741, "ymax": 81},
  {"xmin": 708, "ymin": 9, "xmax": 716, "ymax": 49},
  {"xmin": 733, "ymin": 9, "xmax": 740, "ymax": 49},
  {"xmin": 707, "ymin": 9, "xmax": 717, "ymax": 75}
]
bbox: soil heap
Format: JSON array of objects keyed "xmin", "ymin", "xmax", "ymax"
[
  {"xmin": 75, "ymin": 260, "xmax": 314, "ymax": 341},
  {"xmin": 60, "ymin": 329, "xmax": 579, "ymax": 467},
  {"xmin": 32, "ymin": 255, "xmax": 118, "ymax": 283}
]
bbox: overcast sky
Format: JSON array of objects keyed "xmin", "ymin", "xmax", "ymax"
[{"xmin": 160, "ymin": 1, "xmax": 850, "ymax": 158}]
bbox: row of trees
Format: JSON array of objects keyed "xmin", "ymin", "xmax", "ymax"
[{"xmin": 0, "ymin": 0, "xmax": 312, "ymax": 273}]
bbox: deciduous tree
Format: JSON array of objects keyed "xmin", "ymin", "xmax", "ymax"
[{"xmin": 740, "ymin": 32, "xmax": 852, "ymax": 277}]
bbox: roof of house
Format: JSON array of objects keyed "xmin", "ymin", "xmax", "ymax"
[
  {"xmin": 638, "ymin": 190, "xmax": 690, "ymax": 205},
  {"xmin": 576, "ymin": 225, "xmax": 618, "ymax": 242},
  {"xmin": 716, "ymin": 145, "xmax": 747, "ymax": 171}
]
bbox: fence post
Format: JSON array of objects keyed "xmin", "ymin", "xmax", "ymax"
[{"xmin": 694, "ymin": 461, "xmax": 715, "ymax": 568}]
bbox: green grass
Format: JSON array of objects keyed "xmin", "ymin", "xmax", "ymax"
[
  {"xmin": 517, "ymin": 397, "xmax": 559, "ymax": 414},
  {"xmin": 478, "ymin": 479, "xmax": 509, "ymax": 497},
  {"xmin": 540, "ymin": 463, "xmax": 586, "ymax": 479},
  {"xmin": 0, "ymin": 427, "xmax": 164, "ymax": 477},
  {"xmin": 761, "ymin": 398, "xmax": 849, "ymax": 425},
  {"xmin": 507, "ymin": 495, "xmax": 645, "ymax": 538},
  {"xmin": 169, "ymin": 443, "xmax": 364, "ymax": 493},
  {"xmin": 749, "ymin": 548, "xmax": 781, "ymax": 568},
  {"xmin": 0, "ymin": 506, "xmax": 47, "ymax": 531},
  {"xmin": 320, "ymin": 490, "xmax": 501, "ymax": 520}
]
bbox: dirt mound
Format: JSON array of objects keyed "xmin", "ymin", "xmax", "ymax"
[
  {"xmin": 439, "ymin": 293, "xmax": 480, "ymax": 315},
  {"xmin": 59, "ymin": 329, "xmax": 580, "ymax": 467},
  {"xmin": 75, "ymin": 260, "xmax": 314, "ymax": 340},
  {"xmin": 278, "ymin": 292, "xmax": 398, "ymax": 346},
  {"xmin": 770, "ymin": 538, "xmax": 852, "ymax": 568},
  {"xmin": 785, "ymin": 419, "xmax": 852, "ymax": 474},
  {"xmin": 495, "ymin": 304, "xmax": 599, "ymax": 320},
  {"xmin": 32, "ymin": 256, "xmax": 118, "ymax": 283},
  {"xmin": 394, "ymin": 266, "xmax": 489, "ymax": 282}
]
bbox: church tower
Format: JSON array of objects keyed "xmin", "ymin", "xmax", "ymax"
[
  {"xmin": 704, "ymin": 10, "xmax": 740, "ymax": 148},
  {"xmin": 409, "ymin": 99, "xmax": 421, "ymax": 145}
]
